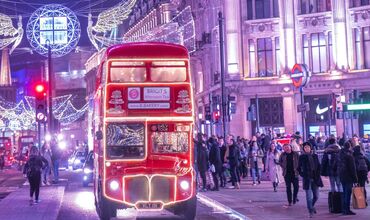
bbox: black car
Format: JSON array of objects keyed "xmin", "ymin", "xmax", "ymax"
[{"xmin": 82, "ymin": 151, "xmax": 94, "ymax": 187}]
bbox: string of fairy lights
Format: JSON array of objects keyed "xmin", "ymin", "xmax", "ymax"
[{"xmin": 0, "ymin": 95, "xmax": 88, "ymax": 131}]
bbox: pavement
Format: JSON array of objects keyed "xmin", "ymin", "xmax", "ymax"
[
  {"xmin": 1, "ymin": 168, "xmax": 369, "ymax": 220},
  {"xmin": 198, "ymin": 176, "xmax": 370, "ymax": 220}
]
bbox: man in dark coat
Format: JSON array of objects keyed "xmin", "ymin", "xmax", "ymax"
[
  {"xmin": 338, "ymin": 141, "xmax": 358, "ymax": 215},
  {"xmin": 321, "ymin": 137, "xmax": 342, "ymax": 192},
  {"xmin": 279, "ymin": 143, "xmax": 300, "ymax": 206},
  {"xmin": 209, "ymin": 136, "xmax": 222, "ymax": 191},
  {"xmin": 197, "ymin": 135, "xmax": 209, "ymax": 192},
  {"xmin": 298, "ymin": 142, "xmax": 323, "ymax": 218},
  {"xmin": 226, "ymin": 135, "xmax": 240, "ymax": 189}
]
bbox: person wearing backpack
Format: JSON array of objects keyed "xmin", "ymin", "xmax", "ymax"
[
  {"xmin": 353, "ymin": 145, "xmax": 370, "ymax": 200},
  {"xmin": 338, "ymin": 141, "xmax": 358, "ymax": 215},
  {"xmin": 321, "ymin": 137, "xmax": 342, "ymax": 192},
  {"xmin": 23, "ymin": 146, "xmax": 48, "ymax": 205}
]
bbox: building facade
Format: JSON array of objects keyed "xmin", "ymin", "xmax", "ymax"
[
  {"xmin": 191, "ymin": 0, "xmax": 370, "ymax": 139},
  {"xmin": 115, "ymin": 0, "xmax": 370, "ymax": 139}
]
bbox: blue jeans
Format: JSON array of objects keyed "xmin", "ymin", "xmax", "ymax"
[
  {"xmin": 53, "ymin": 159, "xmax": 60, "ymax": 182},
  {"xmin": 341, "ymin": 182, "xmax": 353, "ymax": 214},
  {"xmin": 251, "ymin": 167, "xmax": 261, "ymax": 183},
  {"xmin": 329, "ymin": 176, "xmax": 342, "ymax": 192},
  {"xmin": 305, "ymin": 179, "xmax": 319, "ymax": 214},
  {"xmin": 42, "ymin": 166, "xmax": 50, "ymax": 183}
]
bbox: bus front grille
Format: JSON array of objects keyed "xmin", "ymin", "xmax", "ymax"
[
  {"xmin": 123, "ymin": 175, "xmax": 175, "ymax": 204},
  {"xmin": 150, "ymin": 176, "xmax": 175, "ymax": 203},
  {"xmin": 124, "ymin": 176, "xmax": 149, "ymax": 204}
]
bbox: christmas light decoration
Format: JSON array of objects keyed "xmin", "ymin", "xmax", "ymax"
[
  {"xmin": 87, "ymin": 0, "xmax": 137, "ymax": 50},
  {"xmin": 0, "ymin": 95, "xmax": 88, "ymax": 131},
  {"xmin": 26, "ymin": 4, "xmax": 81, "ymax": 57},
  {"xmin": 0, "ymin": 13, "xmax": 23, "ymax": 54}
]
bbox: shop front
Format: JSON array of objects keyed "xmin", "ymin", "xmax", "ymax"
[{"xmin": 304, "ymin": 95, "xmax": 336, "ymax": 137}]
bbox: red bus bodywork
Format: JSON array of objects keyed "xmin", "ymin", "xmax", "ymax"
[{"xmin": 92, "ymin": 43, "xmax": 196, "ymax": 218}]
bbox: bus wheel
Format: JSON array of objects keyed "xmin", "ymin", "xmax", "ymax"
[
  {"xmin": 97, "ymin": 182, "xmax": 115, "ymax": 220},
  {"xmin": 174, "ymin": 196, "xmax": 197, "ymax": 220}
]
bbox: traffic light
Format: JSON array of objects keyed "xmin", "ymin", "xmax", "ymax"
[
  {"xmin": 213, "ymin": 110, "xmax": 220, "ymax": 123},
  {"xmin": 205, "ymin": 105, "xmax": 211, "ymax": 121},
  {"xmin": 227, "ymin": 95, "xmax": 236, "ymax": 115},
  {"xmin": 34, "ymin": 82, "xmax": 47, "ymax": 123}
]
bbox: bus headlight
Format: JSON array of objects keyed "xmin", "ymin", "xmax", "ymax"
[
  {"xmin": 180, "ymin": 180, "xmax": 190, "ymax": 191},
  {"xmin": 110, "ymin": 180, "xmax": 119, "ymax": 191}
]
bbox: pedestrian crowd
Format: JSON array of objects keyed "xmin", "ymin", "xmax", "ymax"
[{"xmin": 195, "ymin": 131, "xmax": 370, "ymax": 218}]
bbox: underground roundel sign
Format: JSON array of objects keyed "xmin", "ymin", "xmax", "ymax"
[{"xmin": 291, "ymin": 64, "xmax": 310, "ymax": 88}]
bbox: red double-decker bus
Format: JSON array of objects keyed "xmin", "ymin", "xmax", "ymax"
[{"xmin": 92, "ymin": 43, "xmax": 196, "ymax": 220}]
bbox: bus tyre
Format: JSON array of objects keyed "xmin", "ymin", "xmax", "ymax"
[
  {"xmin": 97, "ymin": 182, "xmax": 115, "ymax": 220},
  {"xmin": 174, "ymin": 196, "xmax": 197, "ymax": 220}
]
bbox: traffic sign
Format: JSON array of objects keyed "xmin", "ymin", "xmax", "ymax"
[
  {"xmin": 291, "ymin": 64, "xmax": 311, "ymax": 88},
  {"xmin": 297, "ymin": 103, "xmax": 310, "ymax": 112}
]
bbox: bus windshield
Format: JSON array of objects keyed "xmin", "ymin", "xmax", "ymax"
[{"xmin": 106, "ymin": 123, "xmax": 145, "ymax": 160}]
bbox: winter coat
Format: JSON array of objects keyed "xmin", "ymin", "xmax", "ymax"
[
  {"xmin": 262, "ymin": 135, "xmax": 271, "ymax": 152},
  {"xmin": 209, "ymin": 142, "xmax": 222, "ymax": 173},
  {"xmin": 298, "ymin": 153, "xmax": 324, "ymax": 190},
  {"xmin": 220, "ymin": 144, "xmax": 227, "ymax": 164},
  {"xmin": 266, "ymin": 151, "xmax": 281, "ymax": 183},
  {"xmin": 248, "ymin": 148, "xmax": 264, "ymax": 169},
  {"xmin": 338, "ymin": 148, "xmax": 358, "ymax": 184},
  {"xmin": 197, "ymin": 142, "xmax": 209, "ymax": 172},
  {"xmin": 353, "ymin": 151, "xmax": 370, "ymax": 183},
  {"xmin": 227, "ymin": 143, "xmax": 240, "ymax": 167},
  {"xmin": 279, "ymin": 151, "xmax": 300, "ymax": 177},
  {"xmin": 321, "ymin": 144, "xmax": 340, "ymax": 177},
  {"xmin": 23, "ymin": 155, "xmax": 48, "ymax": 178}
]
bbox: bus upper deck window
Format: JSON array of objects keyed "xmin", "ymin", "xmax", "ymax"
[
  {"xmin": 151, "ymin": 67, "xmax": 187, "ymax": 82},
  {"xmin": 110, "ymin": 67, "xmax": 146, "ymax": 82}
]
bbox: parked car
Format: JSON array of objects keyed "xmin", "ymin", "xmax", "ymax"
[
  {"xmin": 68, "ymin": 151, "xmax": 86, "ymax": 170},
  {"xmin": 82, "ymin": 151, "xmax": 94, "ymax": 187}
]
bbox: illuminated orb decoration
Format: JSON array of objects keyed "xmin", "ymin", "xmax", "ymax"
[{"xmin": 26, "ymin": 4, "xmax": 81, "ymax": 57}]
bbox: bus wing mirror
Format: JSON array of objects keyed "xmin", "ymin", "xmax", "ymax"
[{"xmin": 96, "ymin": 131, "xmax": 103, "ymax": 140}]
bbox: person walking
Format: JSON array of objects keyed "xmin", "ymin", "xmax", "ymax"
[
  {"xmin": 197, "ymin": 134, "xmax": 209, "ymax": 192},
  {"xmin": 226, "ymin": 135, "xmax": 240, "ymax": 189},
  {"xmin": 50, "ymin": 138, "xmax": 61, "ymax": 183},
  {"xmin": 41, "ymin": 143, "xmax": 52, "ymax": 185},
  {"xmin": 266, "ymin": 143, "xmax": 281, "ymax": 192},
  {"xmin": 279, "ymin": 143, "xmax": 300, "ymax": 206},
  {"xmin": 209, "ymin": 136, "xmax": 222, "ymax": 191},
  {"xmin": 321, "ymin": 137, "xmax": 342, "ymax": 192},
  {"xmin": 0, "ymin": 150, "xmax": 4, "ymax": 171},
  {"xmin": 353, "ymin": 145, "xmax": 370, "ymax": 200},
  {"xmin": 298, "ymin": 142, "xmax": 324, "ymax": 218},
  {"xmin": 239, "ymin": 141, "xmax": 248, "ymax": 178},
  {"xmin": 338, "ymin": 141, "xmax": 358, "ymax": 215},
  {"xmin": 23, "ymin": 146, "xmax": 48, "ymax": 205},
  {"xmin": 218, "ymin": 137, "xmax": 227, "ymax": 188},
  {"xmin": 248, "ymin": 141, "xmax": 264, "ymax": 186}
]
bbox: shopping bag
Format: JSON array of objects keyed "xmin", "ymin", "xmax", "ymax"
[{"xmin": 352, "ymin": 186, "xmax": 367, "ymax": 209}]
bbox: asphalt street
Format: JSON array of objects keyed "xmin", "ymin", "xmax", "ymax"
[{"xmin": 56, "ymin": 168, "xmax": 240, "ymax": 220}]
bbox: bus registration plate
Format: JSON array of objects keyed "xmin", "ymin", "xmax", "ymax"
[{"xmin": 136, "ymin": 202, "xmax": 163, "ymax": 210}]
